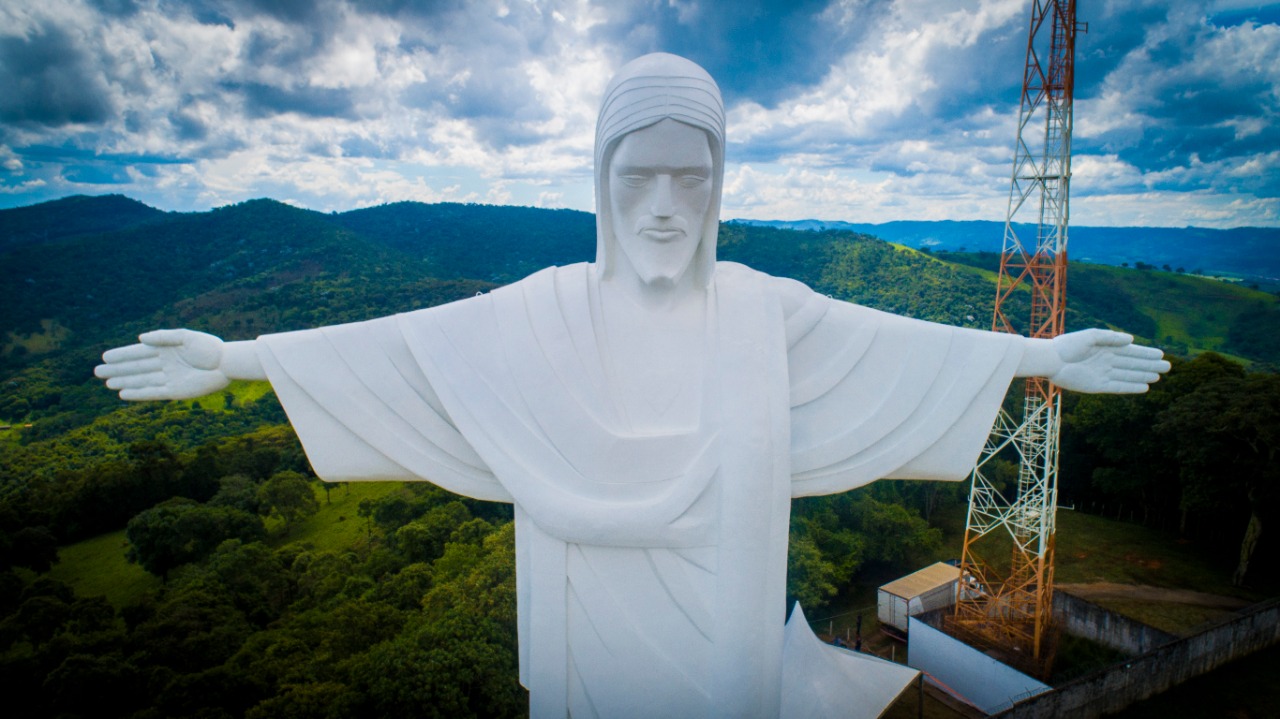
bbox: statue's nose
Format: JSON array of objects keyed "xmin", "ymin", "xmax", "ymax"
[{"xmin": 650, "ymin": 174, "xmax": 675, "ymax": 217}]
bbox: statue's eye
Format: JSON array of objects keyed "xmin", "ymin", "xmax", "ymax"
[
  {"xmin": 618, "ymin": 174, "xmax": 648, "ymax": 188},
  {"xmin": 677, "ymin": 174, "xmax": 707, "ymax": 188}
]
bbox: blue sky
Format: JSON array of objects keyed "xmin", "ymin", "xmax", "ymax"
[{"xmin": 1, "ymin": 0, "xmax": 1277, "ymax": 227}]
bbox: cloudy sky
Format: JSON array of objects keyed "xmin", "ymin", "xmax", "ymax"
[{"xmin": 1, "ymin": 0, "xmax": 1277, "ymax": 227}]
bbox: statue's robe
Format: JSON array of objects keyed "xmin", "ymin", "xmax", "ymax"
[{"xmin": 256, "ymin": 262, "xmax": 1022, "ymax": 718}]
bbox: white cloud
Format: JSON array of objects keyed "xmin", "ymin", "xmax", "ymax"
[
  {"xmin": 0, "ymin": 0, "xmax": 1275, "ymax": 229},
  {"xmin": 1, "ymin": 145, "xmax": 22, "ymax": 173},
  {"xmin": 730, "ymin": 0, "xmax": 1022, "ymax": 145},
  {"xmin": 1074, "ymin": 190, "xmax": 1279, "ymax": 228},
  {"xmin": 722, "ymin": 161, "xmax": 1004, "ymax": 223},
  {"xmin": 0, "ymin": 178, "xmax": 45, "ymax": 194}
]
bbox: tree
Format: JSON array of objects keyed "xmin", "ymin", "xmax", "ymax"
[
  {"xmin": 786, "ymin": 534, "xmax": 840, "ymax": 610},
  {"xmin": 204, "ymin": 540, "xmax": 296, "ymax": 626},
  {"xmin": 852, "ymin": 494, "xmax": 941, "ymax": 569},
  {"xmin": 210, "ymin": 473, "xmax": 262, "ymax": 514},
  {"xmin": 393, "ymin": 502, "xmax": 472, "ymax": 563},
  {"xmin": 129, "ymin": 586, "xmax": 254, "ymax": 674},
  {"xmin": 1066, "ymin": 353, "xmax": 1246, "ymax": 532},
  {"xmin": 0, "ymin": 526, "xmax": 59, "ymax": 572},
  {"xmin": 257, "ymin": 471, "xmax": 320, "ymax": 532},
  {"xmin": 245, "ymin": 681, "xmax": 357, "ymax": 719},
  {"xmin": 42, "ymin": 653, "xmax": 145, "ymax": 718},
  {"xmin": 349, "ymin": 522, "xmax": 523, "ymax": 719},
  {"xmin": 126, "ymin": 498, "xmax": 265, "ymax": 580},
  {"xmin": 1157, "ymin": 370, "xmax": 1280, "ymax": 585}
]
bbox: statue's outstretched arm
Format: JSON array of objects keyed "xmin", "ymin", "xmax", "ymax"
[
  {"xmin": 1016, "ymin": 328, "xmax": 1170, "ymax": 394},
  {"xmin": 95, "ymin": 329, "xmax": 266, "ymax": 401}
]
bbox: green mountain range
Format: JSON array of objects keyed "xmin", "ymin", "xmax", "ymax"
[
  {"xmin": 737, "ymin": 218, "xmax": 1280, "ymax": 287},
  {"xmin": 1, "ymin": 194, "xmax": 1277, "ymax": 719},
  {"xmin": 4, "ymin": 194, "xmax": 1277, "ymax": 376},
  {"xmin": 2, "ymin": 192, "xmax": 1275, "ymax": 472}
]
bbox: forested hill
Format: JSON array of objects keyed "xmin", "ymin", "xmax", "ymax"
[
  {"xmin": 0, "ymin": 194, "xmax": 166, "ymax": 251},
  {"xmin": 736, "ymin": 218, "xmax": 1280, "ymax": 287},
  {"xmin": 4, "ymin": 195, "xmax": 1277, "ymax": 374},
  {"xmin": 3, "ymin": 192, "xmax": 1277, "ymax": 460},
  {"xmin": 1, "ymin": 195, "xmax": 1278, "ymax": 718}
]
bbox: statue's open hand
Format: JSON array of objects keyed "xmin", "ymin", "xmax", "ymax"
[
  {"xmin": 95, "ymin": 329, "xmax": 230, "ymax": 401},
  {"xmin": 1049, "ymin": 329, "xmax": 1170, "ymax": 394}
]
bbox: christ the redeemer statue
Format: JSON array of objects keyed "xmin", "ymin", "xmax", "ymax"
[{"xmin": 96, "ymin": 54, "xmax": 1168, "ymax": 718}]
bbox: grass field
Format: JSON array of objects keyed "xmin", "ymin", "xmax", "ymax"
[
  {"xmin": 191, "ymin": 379, "xmax": 275, "ymax": 410},
  {"xmin": 48, "ymin": 479, "xmax": 407, "ymax": 608},
  {"xmin": 1054, "ymin": 510, "xmax": 1245, "ymax": 594},
  {"xmin": 268, "ymin": 480, "xmax": 404, "ymax": 553},
  {"xmin": 47, "ymin": 530, "xmax": 159, "ymax": 608},
  {"xmin": 1054, "ymin": 509, "xmax": 1260, "ymax": 632},
  {"xmin": 1071, "ymin": 263, "xmax": 1272, "ymax": 361},
  {"xmin": 4, "ymin": 317, "xmax": 72, "ymax": 356}
]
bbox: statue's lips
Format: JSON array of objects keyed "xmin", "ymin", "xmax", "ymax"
[{"xmin": 639, "ymin": 228, "xmax": 686, "ymax": 242}]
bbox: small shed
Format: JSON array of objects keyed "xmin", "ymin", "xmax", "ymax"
[{"xmin": 877, "ymin": 562, "xmax": 961, "ymax": 635}]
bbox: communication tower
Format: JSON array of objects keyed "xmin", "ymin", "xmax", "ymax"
[{"xmin": 950, "ymin": 0, "xmax": 1084, "ymax": 677}]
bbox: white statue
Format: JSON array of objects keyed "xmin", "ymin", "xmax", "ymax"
[{"xmin": 96, "ymin": 54, "xmax": 1168, "ymax": 718}]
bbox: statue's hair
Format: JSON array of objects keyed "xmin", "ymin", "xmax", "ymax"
[{"xmin": 594, "ymin": 53, "xmax": 725, "ymax": 288}]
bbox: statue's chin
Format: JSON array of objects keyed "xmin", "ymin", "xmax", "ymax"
[
  {"xmin": 612, "ymin": 239, "xmax": 699, "ymax": 293},
  {"xmin": 631, "ymin": 264, "xmax": 705, "ymax": 297},
  {"xmin": 638, "ymin": 271, "xmax": 680, "ymax": 289}
]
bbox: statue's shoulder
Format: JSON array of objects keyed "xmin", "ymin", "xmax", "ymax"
[
  {"xmin": 484, "ymin": 262, "xmax": 592, "ymax": 297},
  {"xmin": 714, "ymin": 262, "xmax": 817, "ymax": 318}
]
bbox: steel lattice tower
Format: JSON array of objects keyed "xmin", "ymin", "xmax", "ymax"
[{"xmin": 950, "ymin": 0, "xmax": 1082, "ymax": 678}]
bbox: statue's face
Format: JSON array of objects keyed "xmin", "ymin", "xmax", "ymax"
[{"xmin": 608, "ymin": 118, "xmax": 714, "ymax": 288}]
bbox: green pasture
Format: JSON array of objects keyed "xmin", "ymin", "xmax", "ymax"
[
  {"xmin": 47, "ymin": 530, "xmax": 159, "ymax": 608},
  {"xmin": 1053, "ymin": 510, "xmax": 1247, "ymax": 596},
  {"xmin": 191, "ymin": 379, "xmax": 275, "ymax": 410},
  {"xmin": 1073, "ymin": 263, "xmax": 1272, "ymax": 355},
  {"xmin": 266, "ymin": 480, "xmax": 403, "ymax": 552},
  {"xmin": 3, "ymin": 318, "xmax": 72, "ymax": 356},
  {"xmin": 48, "ymin": 479, "xmax": 405, "ymax": 608}
]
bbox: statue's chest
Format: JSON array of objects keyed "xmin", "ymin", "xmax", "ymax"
[{"xmin": 599, "ymin": 299, "xmax": 709, "ymax": 435}]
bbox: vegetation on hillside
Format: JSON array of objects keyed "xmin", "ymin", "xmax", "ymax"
[{"xmin": 1, "ymin": 196, "xmax": 1276, "ymax": 717}]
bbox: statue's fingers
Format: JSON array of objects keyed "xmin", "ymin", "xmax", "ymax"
[
  {"xmin": 119, "ymin": 386, "xmax": 178, "ymax": 401},
  {"xmin": 1110, "ymin": 368, "xmax": 1162, "ymax": 385},
  {"xmin": 106, "ymin": 372, "xmax": 167, "ymax": 391},
  {"xmin": 1105, "ymin": 381, "xmax": 1151, "ymax": 394},
  {"xmin": 1111, "ymin": 354, "xmax": 1170, "ymax": 373},
  {"xmin": 1090, "ymin": 329, "xmax": 1134, "ymax": 347},
  {"xmin": 139, "ymin": 329, "xmax": 189, "ymax": 347},
  {"xmin": 1116, "ymin": 344, "xmax": 1165, "ymax": 360},
  {"xmin": 95, "ymin": 357, "xmax": 164, "ymax": 379},
  {"xmin": 102, "ymin": 343, "xmax": 158, "ymax": 364}
]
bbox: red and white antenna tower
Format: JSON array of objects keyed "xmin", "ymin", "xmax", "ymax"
[{"xmin": 951, "ymin": 0, "xmax": 1084, "ymax": 677}]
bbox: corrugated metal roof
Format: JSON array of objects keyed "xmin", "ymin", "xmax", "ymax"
[{"xmin": 878, "ymin": 562, "xmax": 961, "ymax": 600}]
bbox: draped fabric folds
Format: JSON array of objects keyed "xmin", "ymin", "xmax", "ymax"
[{"xmin": 255, "ymin": 261, "xmax": 1022, "ymax": 718}]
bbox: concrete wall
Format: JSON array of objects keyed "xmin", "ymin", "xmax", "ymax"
[
  {"xmin": 993, "ymin": 598, "xmax": 1280, "ymax": 719},
  {"xmin": 908, "ymin": 616, "xmax": 1051, "ymax": 715},
  {"xmin": 1053, "ymin": 590, "xmax": 1177, "ymax": 656}
]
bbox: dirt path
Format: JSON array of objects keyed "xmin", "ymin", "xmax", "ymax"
[{"xmin": 1058, "ymin": 582, "xmax": 1251, "ymax": 610}]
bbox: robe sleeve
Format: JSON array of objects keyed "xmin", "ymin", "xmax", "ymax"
[
  {"xmin": 786, "ymin": 290, "xmax": 1023, "ymax": 498},
  {"xmin": 255, "ymin": 314, "xmax": 512, "ymax": 503}
]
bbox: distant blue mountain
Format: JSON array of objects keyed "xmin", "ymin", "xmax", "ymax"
[{"xmin": 730, "ymin": 219, "xmax": 1280, "ymax": 285}]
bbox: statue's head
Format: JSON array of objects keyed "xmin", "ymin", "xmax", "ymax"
[{"xmin": 595, "ymin": 53, "xmax": 725, "ymax": 289}]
